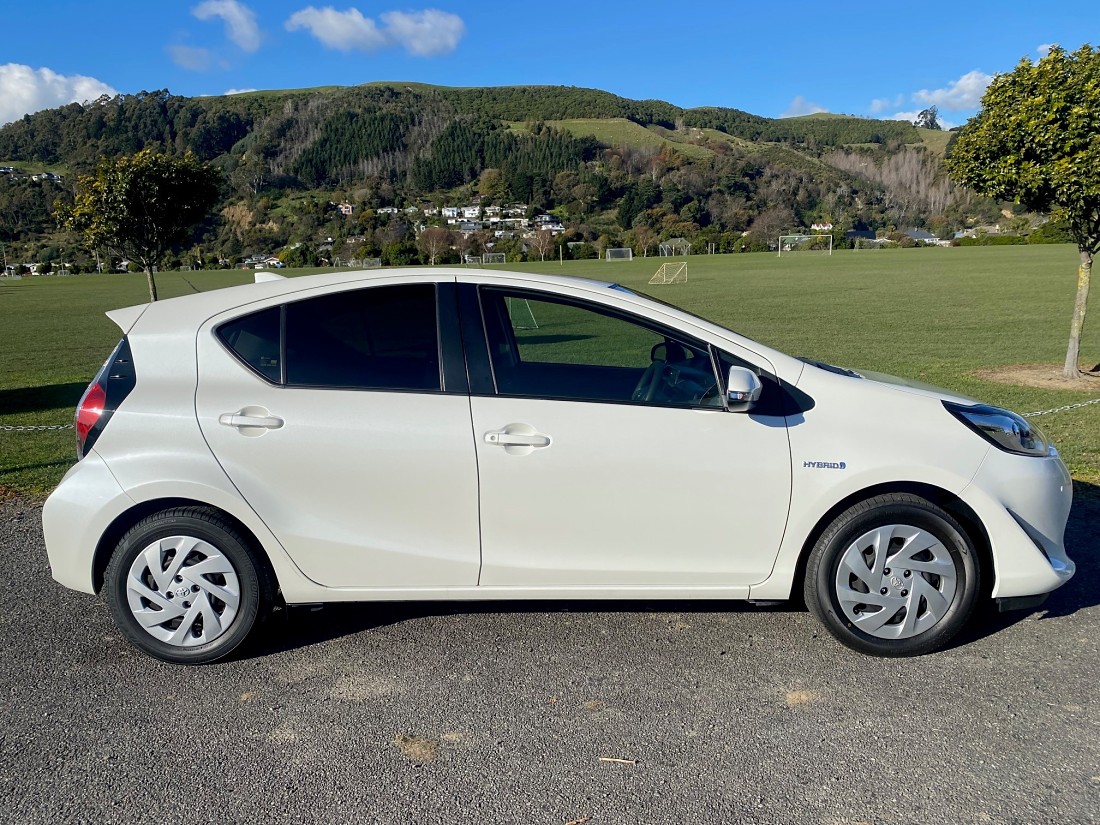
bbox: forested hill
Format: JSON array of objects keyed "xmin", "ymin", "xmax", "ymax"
[
  {"xmin": 2, "ymin": 83, "xmax": 991, "ymax": 270},
  {"xmin": 0, "ymin": 83, "xmax": 923, "ymax": 170}
]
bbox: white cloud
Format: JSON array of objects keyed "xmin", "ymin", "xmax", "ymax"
[
  {"xmin": 913, "ymin": 70, "xmax": 993, "ymax": 111},
  {"xmin": 285, "ymin": 7, "xmax": 387, "ymax": 51},
  {"xmin": 0, "ymin": 63, "xmax": 117, "ymax": 126},
  {"xmin": 168, "ymin": 44, "xmax": 214, "ymax": 71},
  {"xmin": 225, "ymin": 87, "xmax": 257, "ymax": 95},
  {"xmin": 193, "ymin": 0, "xmax": 261, "ymax": 52},
  {"xmin": 780, "ymin": 95, "xmax": 827, "ymax": 118},
  {"xmin": 285, "ymin": 6, "xmax": 465, "ymax": 56},
  {"xmin": 1037, "ymin": 43, "xmax": 1055, "ymax": 56},
  {"xmin": 379, "ymin": 10, "xmax": 465, "ymax": 57},
  {"xmin": 869, "ymin": 94, "xmax": 903, "ymax": 114}
]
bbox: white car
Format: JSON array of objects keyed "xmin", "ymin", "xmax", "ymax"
[{"xmin": 43, "ymin": 268, "xmax": 1075, "ymax": 663}]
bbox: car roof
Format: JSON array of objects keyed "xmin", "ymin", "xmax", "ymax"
[
  {"xmin": 107, "ymin": 268, "xmax": 617, "ymax": 332},
  {"xmin": 109, "ymin": 267, "xmax": 805, "ymax": 380}
]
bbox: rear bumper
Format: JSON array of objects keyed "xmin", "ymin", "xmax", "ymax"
[{"xmin": 42, "ymin": 451, "xmax": 133, "ymax": 594}]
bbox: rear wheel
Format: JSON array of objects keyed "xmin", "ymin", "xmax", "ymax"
[
  {"xmin": 105, "ymin": 507, "xmax": 273, "ymax": 664},
  {"xmin": 804, "ymin": 494, "xmax": 980, "ymax": 656}
]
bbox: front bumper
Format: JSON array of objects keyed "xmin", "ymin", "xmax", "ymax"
[{"xmin": 960, "ymin": 447, "xmax": 1075, "ymax": 599}]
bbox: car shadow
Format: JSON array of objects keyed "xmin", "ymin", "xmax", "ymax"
[
  {"xmin": 244, "ymin": 481, "xmax": 1100, "ymax": 660},
  {"xmin": 0, "ymin": 382, "xmax": 87, "ymax": 416},
  {"xmin": 244, "ymin": 598, "xmax": 759, "ymax": 660}
]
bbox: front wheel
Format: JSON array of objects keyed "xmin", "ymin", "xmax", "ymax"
[
  {"xmin": 105, "ymin": 507, "xmax": 273, "ymax": 664},
  {"xmin": 804, "ymin": 494, "xmax": 980, "ymax": 656}
]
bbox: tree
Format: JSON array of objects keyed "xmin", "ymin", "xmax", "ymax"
[
  {"xmin": 417, "ymin": 226, "xmax": 454, "ymax": 265},
  {"xmin": 913, "ymin": 106, "xmax": 941, "ymax": 130},
  {"xmin": 945, "ymin": 45, "xmax": 1100, "ymax": 378},
  {"xmin": 59, "ymin": 149, "xmax": 222, "ymax": 301},
  {"xmin": 530, "ymin": 229, "xmax": 555, "ymax": 261}
]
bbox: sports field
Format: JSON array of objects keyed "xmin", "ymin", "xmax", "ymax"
[{"xmin": 1, "ymin": 244, "xmax": 1098, "ymax": 498}]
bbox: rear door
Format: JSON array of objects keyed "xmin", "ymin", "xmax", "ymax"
[{"xmin": 195, "ymin": 277, "xmax": 480, "ymax": 588}]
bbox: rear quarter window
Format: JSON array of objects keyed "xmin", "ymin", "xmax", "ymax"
[{"xmin": 216, "ymin": 306, "xmax": 281, "ymax": 382}]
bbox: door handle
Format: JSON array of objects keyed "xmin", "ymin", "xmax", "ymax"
[
  {"xmin": 485, "ymin": 431, "xmax": 551, "ymax": 447},
  {"xmin": 219, "ymin": 412, "xmax": 284, "ymax": 429}
]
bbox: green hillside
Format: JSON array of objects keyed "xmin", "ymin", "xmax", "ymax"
[{"xmin": 0, "ymin": 82, "xmax": 995, "ymax": 275}]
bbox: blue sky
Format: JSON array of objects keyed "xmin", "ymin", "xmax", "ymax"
[{"xmin": 1, "ymin": 1, "xmax": 1097, "ymax": 128}]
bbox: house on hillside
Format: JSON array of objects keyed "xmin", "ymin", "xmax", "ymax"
[
  {"xmin": 461, "ymin": 205, "xmax": 482, "ymax": 219},
  {"xmin": 337, "ymin": 202, "xmax": 354, "ymax": 216},
  {"xmin": 442, "ymin": 206, "xmax": 459, "ymax": 219},
  {"xmin": 905, "ymin": 229, "xmax": 938, "ymax": 243},
  {"xmin": 810, "ymin": 222, "xmax": 834, "ymax": 232}
]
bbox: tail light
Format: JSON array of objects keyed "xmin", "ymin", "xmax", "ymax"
[{"xmin": 76, "ymin": 338, "xmax": 136, "ymax": 459}]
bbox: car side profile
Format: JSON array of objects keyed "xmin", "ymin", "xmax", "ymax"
[{"xmin": 43, "ymin": 268, "xmax": 1075, "ymax": 663}]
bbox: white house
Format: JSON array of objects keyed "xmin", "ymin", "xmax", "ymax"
[
  {"xmin": 461, "ymin": 205, "xmax": 482, "ymax": 220},
  {"xmin": 442, "ymin": 206, "xmax": 459, "ymax": 219}
]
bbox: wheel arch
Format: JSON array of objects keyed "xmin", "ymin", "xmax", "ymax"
[
  {"xmin": 91, "ymin": 497, "xmax": 280, "ymax": 597},
  {"xmin": 789, "ymin": 481, "xmax": 993, "ymax": 603}
]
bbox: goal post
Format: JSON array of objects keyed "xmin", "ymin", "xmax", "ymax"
[
  {"xmin": 648, "ymin": 262, "xmax": 687, "ymax": 285},
  {"xmin": 605, "ymin": 247, "xmax": 633, "ymax": 261},
  {"xmin": 463, "ymin": 254, "xmax": 482, "ymax": 266},
  {"xmin": 777, "ymin": 234, "xmax": 833, "ymax": 256},
  {"xmin": 506, "ymin": 297, "xmax": 539, "ymax": 329},
  {"xmin": 362, "ymin": 258, "xmax": 382, "ymax": 269},
  {"xmin": 483, "ymin": 252, "xmax": 506, "ymax": 264}
]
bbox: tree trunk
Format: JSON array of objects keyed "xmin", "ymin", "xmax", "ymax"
[
  {"xmin": 145, "ymin": 266, "xmax": 159, "ymax": 302},
  {"xmin": 1063, "ymin": 249, "xmax": 1092, "ymax": 379}
]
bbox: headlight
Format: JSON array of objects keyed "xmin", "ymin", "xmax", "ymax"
[{"xmin": 943, "ymin": 402, "xmax": 1053, "ymax": 457}]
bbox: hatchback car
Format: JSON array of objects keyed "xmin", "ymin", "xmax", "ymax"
[{"xmin": 43, "ymin": 268, "xmax": 1075, "ymax": 663}]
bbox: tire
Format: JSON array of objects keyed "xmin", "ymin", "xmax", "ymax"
[
  {"xmin": 104, "ymin": 506, "xmax": 274, "ymax": 664},
  {"xmin": 804, "ymin": 493, "xmax": 980, "ymax": 657}
]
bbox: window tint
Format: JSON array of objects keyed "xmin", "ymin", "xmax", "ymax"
[
  {"xmin": 217, "ymin": 306, "xmax": 281, "ymax": 382},
  {"xmin": 482, "ymin": 289, "xmax": 719, "ymax": 406},
  {"xmin": 285, "ymin": 284, "xmax": 440, "ymax": 391}
]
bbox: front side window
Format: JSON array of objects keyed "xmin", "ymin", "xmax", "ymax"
[{"xmin": 481, "ymin": 288, "xmax": 720, "ymax": 406}]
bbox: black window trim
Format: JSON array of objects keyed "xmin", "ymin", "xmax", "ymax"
[
  {"xmin": 213, "ymin": 282, "xmax": 467, "ymax": 396},
  {"xmin": 474, "ymin": 284, "xmax": 740, "ymax": 410}
]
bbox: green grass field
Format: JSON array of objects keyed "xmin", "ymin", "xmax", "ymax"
[{"xmin": 1, "ymin": 245, "xmax": 1098, "ymax": 498}]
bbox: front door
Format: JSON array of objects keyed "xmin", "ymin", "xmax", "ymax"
[{"xmin": 470, "ymin": 287, "xmax": 793, "ymax": 589}]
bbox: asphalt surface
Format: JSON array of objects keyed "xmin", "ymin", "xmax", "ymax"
[{"xmin": 1, "ymin": 495, "xmax": 1098, "ymax": 825}]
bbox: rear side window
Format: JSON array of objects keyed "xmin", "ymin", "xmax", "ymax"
[
  {"xmin": 216, "ymin": 306, "xmax": 281, "ymax": 382},
  {"xmin": 285, "ymin": 284, "xmax": 440, "ymax": 391}
]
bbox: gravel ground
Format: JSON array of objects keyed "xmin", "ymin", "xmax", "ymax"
[{"xmin": 1, "ymin": 495, "xmax": 1098, "ymax": 825}]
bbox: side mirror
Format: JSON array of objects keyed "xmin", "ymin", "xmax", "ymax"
[{"xmin": 727, "ymin": 367, "xmax": 762, "ymax": 412}]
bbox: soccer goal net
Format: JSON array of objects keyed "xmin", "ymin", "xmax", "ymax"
[
  {"xmin": 777, "ymin": 234, "xmax": 833, "ymax": 256},
  {"xmin": 658, "ymin": 239, "xmax": 690, "ymax": 257},
  {"xmin": 605, "ymin": 247, "xmax": 633, "ymax": 261},
  {"xmin": 363, "ymin": 258, "xmax": 382, "ymax": 269},
  {"xmin": 648, "ymin": 262, "xmax": 687, "ymax": 285},
  {"xmin": 507, "ymin": 297, "xmax": 539, "ymax": 329},
  {"xmin": 464, "ymin": 255, "xmax": 482, "ymax": 266},
  {"xmin": 483, "ymin": 252, "xmax": 506, "ymax": 264}
]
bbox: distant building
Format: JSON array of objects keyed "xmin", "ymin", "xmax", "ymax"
[
  {"xmin": 337, "ymin": 202, "xmax": 354, "ymax": 216},
  {"xmin": 905, "ymin": 229, "xmax": 938, "ymax": 242},
  {"xmin": 810, "ymin": 222, "xmax": 834, "ymax": 231}
]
